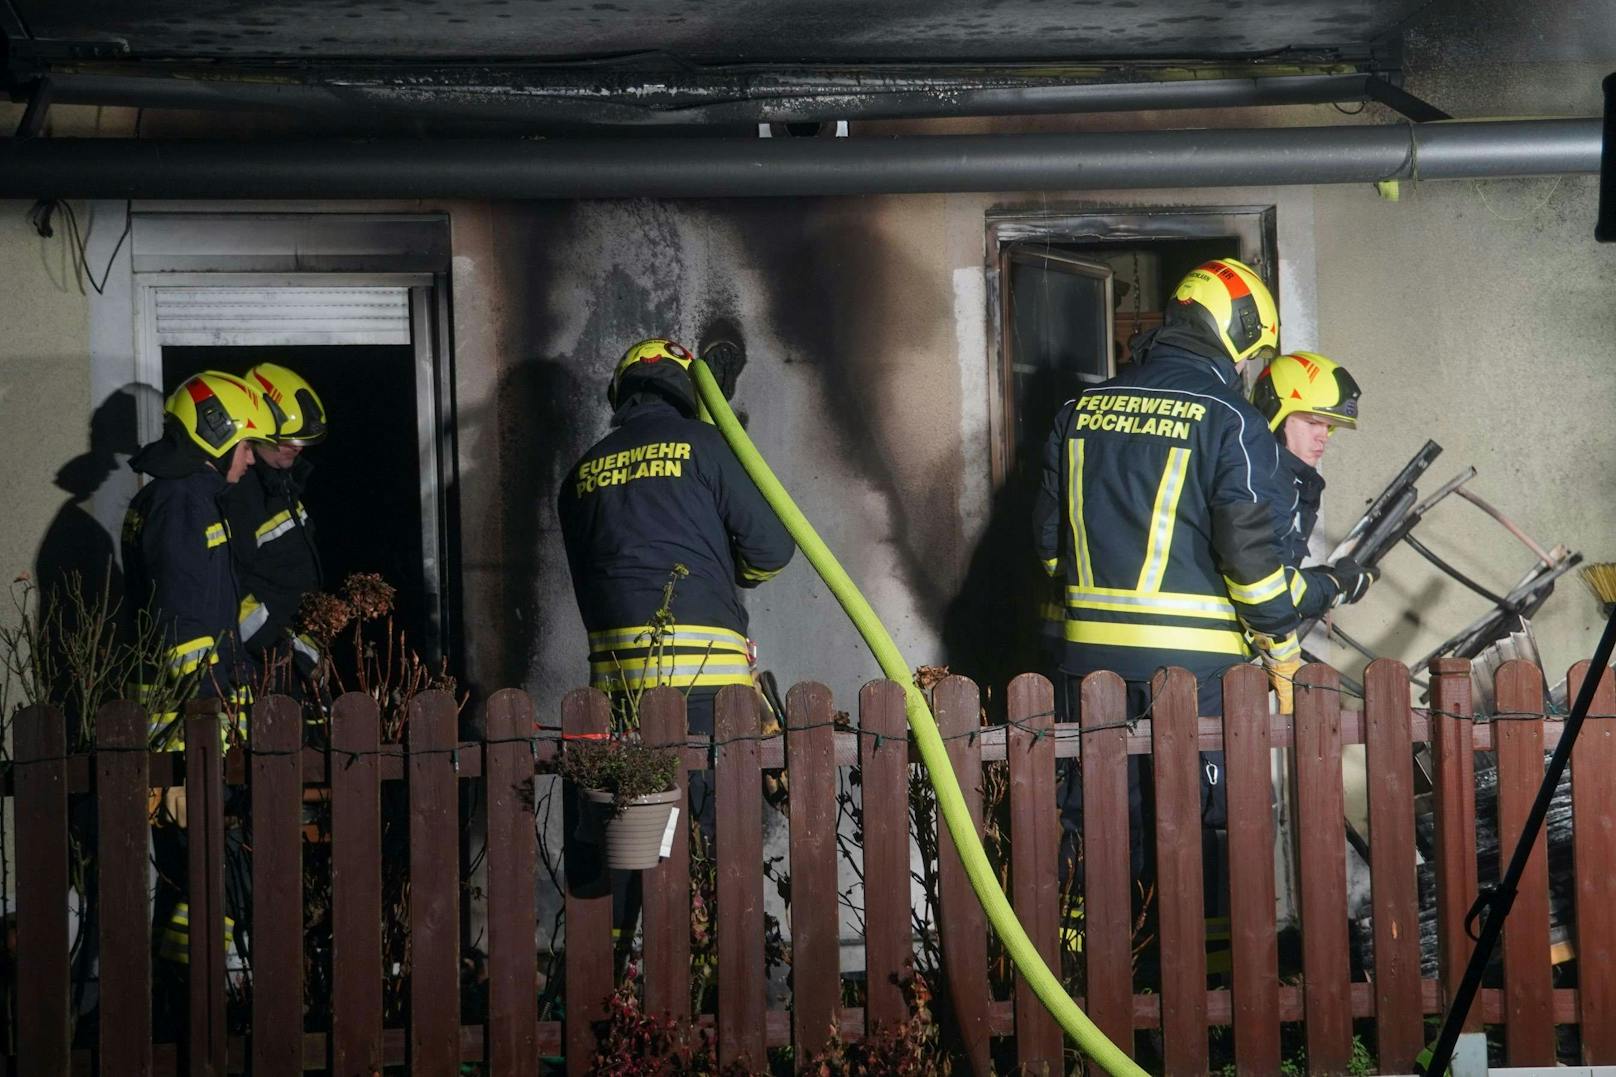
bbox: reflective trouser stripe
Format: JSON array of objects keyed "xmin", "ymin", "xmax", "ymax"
[
  {"xmin": 588, "ymin": 655, "xmax": 754, "ymax": 691},
  {"xmin": 166, "ymin": 636, "xmax": 218, "ymax": 676},
  {"xmin": 1064, "ymin": 619, "xmax": 1252, "ymax": 657}
]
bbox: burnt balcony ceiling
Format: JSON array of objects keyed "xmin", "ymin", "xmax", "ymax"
[{"xmin": 9, "ymin": 0, "xmax": 1427, "ymax": 65}]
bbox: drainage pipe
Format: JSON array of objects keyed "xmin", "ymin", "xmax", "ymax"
[
  {"xmin": 37, "ymin": 70, "xmax": 1387, "ymax": 127},
  {"xmin": 688, "ymin": 357, "xmax": 1146, "ymax": 1077},
  {"xmin": 0, "ymin": 118, "xmax": 1596, "ymax": 199}
]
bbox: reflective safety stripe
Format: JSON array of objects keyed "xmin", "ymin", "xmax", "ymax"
[
  {"xmin": 1064, "ymin": 619, "xmax": 1251, "ymax": 657},
  {"xmin": 148, "ymin": 706, "xmax": 248, "ymax": 750},
  {"xmin": 1038, "ymin": 599, "xmax": 1065, "ymax": 623},
  {"xmin": 166, "ymin": 635, "xmax": 218, "ymax": 675},
  {"xmin": 1287, "ymin": 567, "xmax": 1308, "ymax": 604},
  {"xmin": 1266, "ymin": 632, "xmax": 1302, "ymax": 661},
  {"xmin": 1066, "ymin": 588, "xmax": 1238, "ymax": 621},
  {"xmin": 203, "ymin": 522, "xmax": 228, "ymax": 549},
  {"xmin": 238, "ymin": 595, "xmax": 269, "ymax": 642},
  {"xmin": 586, "ymin": 624, "xmax": 749, "ymax": 655},
  {"xmin": 1136, "ymin": 446, "xmax": 1190, "ymax": 593},
  {"xmin": 737, "ymin": 558, "xmax": 783, "ymax": 584},
  {"xmin": 1223, "ymin": 566, "xmax": 1288, "ymax": 605},
  {"xmin": 589, "ymin": 655, "xmax": 754, "ymax": 691},
  {"xmin": 158, "ymin": 902, "xmax": 238, "ymax": 966},
  {"xmin": 1069, "ymin": 439, "xmax": 1094, "ymax": 588},
  {"xmin": 291, "ymin": 634, "xmax": 320, "ymax": 665},
  {"xmin": 255, "ymin": 504, "xmax": 310, "ymax": 547},
  {"xmin": 1040, "ymin": 557, "xmax": 1058, "ymax": 577}
]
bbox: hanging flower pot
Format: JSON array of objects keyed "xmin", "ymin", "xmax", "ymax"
[
  {"xmin": 581, "ymin": 786, "xmax": 682, "ymax": 869},
  {"xmin": 561, "ymin": 736, "xmax": 683, "ymax": 870}
]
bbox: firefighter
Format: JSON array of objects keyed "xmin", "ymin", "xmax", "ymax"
[
  {"xmin": 557, "ymin": 338, "xmax": 795, "ymax": 814},
  {"xmin": 1252, "ymin": 351, "xmax": 1378, "ymax": 618},
  {"xmin": 124, "ymin": 370, "xmax": 276, "ymax": 709},
  {"xmin": 224, "ymin": 362, "xmax": 328, "ymax": 687},
  {"xmin": 1036, "ymin": 258, "xmax": 1304, "ymax": 902},
  {"xmin": 123, "ymin": 370, "xmax": 273, "ymax": 1028}
]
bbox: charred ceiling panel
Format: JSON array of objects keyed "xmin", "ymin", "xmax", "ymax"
[{"xmin": 10, "ymin": 0, "xmax": 1426, "ymax": 63}]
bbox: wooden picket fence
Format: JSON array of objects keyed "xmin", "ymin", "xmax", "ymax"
[{"xmin": 3, "ymin": 656, "xmax": 1614, "ymax": 1074}]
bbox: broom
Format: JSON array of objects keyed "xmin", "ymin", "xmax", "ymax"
[{"xmin": 1581, "ymin": 562, "xmax": 1616, "ymax": 615}]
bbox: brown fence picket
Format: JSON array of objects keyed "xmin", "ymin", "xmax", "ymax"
[
  {"xmin": 639, "ymin": 687, "xmax": 692, "ymax": 1022},
  {"xmin": 329, "ymin": 692, "xmax": 384, "ymax": 1077},
  {"xmin": 1292, "ymin": 663, "xmax": 1351, "ymax": 1073},
  {"xmin": 1222, "ymin": 664, "xmax": 1279, "ymax": 1074},
  {"xmin": 1429, "ymin": 658, "xmax": 1480, "ymax": 1034},
  {"xmin": 561, "ymin": 688, "xmax": 612, "ymax": 1076},
  {"xmin": 1079, "ymin": 670, "xmax": 1134, "ymax": 1057},
  {"xmin": 1493, "ymin": 660, "xmax": 1554, "ymax": 1065},
  {"xmin": 1151, "ymin": 668, "xmax": 1206, "ymax": 1075},
  {"xmin": 715, "ymin": 685, "xmax": 765, "ymax": 1072},
  {"xmin": 250, "ymin": 695, "xmax": 304, "ymax": 1074},
  {"xmin": 485, "ymin": 688, "xmax": 539, "ymax": 1077},
  {"xmin": 1363, "ymin": 660, "xmax": 1422, "ymax": 1071},
  {"xmin": 1007, "ymin": 672, "xmax": 1061, "ymax": 1072},
  {"xmin": 859, "ymin": 679, "xmax": 911, "ymax": 1031},
  {"xmin": 407, "ymin": 690, "xmax": 460, "ymax": 1075},
  {"xmin": 95, "ymin": 702, "xmax": 152, "ymax": 1077},
  {"xmin": 15, "ymin": 704, "xmax": 69, "ymax": 1076},
  {"xmin": 786, "ymin": 682, "xmax": 840, "ymax": 1058},
  {"xmin": 185, "ymin": 703, "xmax": 228, "ymax": 1077},
  {"xmin": 1569, "ymin": 658, "xmax": 1616, "ymax": 1063},
  {"xmin": 934, "ymin": 675, "xmax": 990, "ymax": 1075}
]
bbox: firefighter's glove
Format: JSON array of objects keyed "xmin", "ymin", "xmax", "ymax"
[
  {"xmin": 1323, "ymin": 557, "xmax": 1378, "ymax": 605},
  {"xmin": 1251, "ymin": 632, "xmax": 1303, "ymax": 715}
]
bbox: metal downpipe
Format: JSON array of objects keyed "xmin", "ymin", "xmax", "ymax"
[{"xmin": 0, "ymin": 119, "xmax": 1596, "ymax": 198}]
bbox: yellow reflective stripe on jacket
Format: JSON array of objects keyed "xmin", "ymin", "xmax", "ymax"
[
  {"xmin": 586, "ymin": 623, "xmax": 749, "ymax": 655},
  {"xmin": 1069, "ymin": 438, "xmax": 1094, "ymax": 587},
  {"xmin": 203, "ymin": 522, "xmax": 228, "ymax": 549},
  {"xmin": 589, "ymin": 655, "xmax": 754, "ymax": 691},
  {"xmin": 1223, "ymin": 566, "xmax": 1288, "ymax": 605},
  {"xmin": 1066, "ymin": 587, "xmax": 1238, "ymax": 621},
  {"xmin": 1064, "ymin": 619, "xmax": 1251, "ymax": 657},
  {"xmin": 166, "ymin": 635, "xmax": 218, "ymax": 675},
  {"xmin": 737, "ymin": 558, "xmax": 782, "ymax": 584},
  {"xmin": 1286, "ymin": 567, "xmax": 1308, "ymax": 604},
  {"xmin": 238, "ymin": 594, "xmax": 269, "ymax": 642},
  {"xmin": 255, "ymin": 504, "xmax": 309, "ymax": 547},
  {"xmin": 1135, "ymin": 446, "xmax": 1190, "ymax": 592},
  {"xmin": 1041, "ymin": 557, "xmax": 1058, "ymax": 577},
  {"xmin": 148, "ymin": 703, "xmax": 248, "ymax": 751}
]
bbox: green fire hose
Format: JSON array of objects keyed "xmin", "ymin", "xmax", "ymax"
[{"xmin": 690, "ymin": 359, "xmax": 1144, "ymax": 1076}]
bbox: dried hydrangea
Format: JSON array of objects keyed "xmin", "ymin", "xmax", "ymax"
[
  {"xmin": 342, "ymin": 572, "xmax": 396, "ymax": 621},
  {"xmin": 296, "ymin": 591, "xmax": 353, "ymax": 644}
]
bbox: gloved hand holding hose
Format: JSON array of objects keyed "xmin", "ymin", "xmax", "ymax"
[{"xmin": 688, "ymin": 357, "xmax": 1145, "ymax": 1077}]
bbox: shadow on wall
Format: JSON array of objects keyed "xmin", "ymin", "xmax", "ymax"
[
  {"xmin": 34, "ymin": 383, "xmax": 157, "ymax": 612},
  {"xmin": 473, "ymin": 357, "xmax": 588, "ymax": 693}
]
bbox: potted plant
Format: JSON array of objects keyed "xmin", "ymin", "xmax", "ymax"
[
  {"xmin": 559, "ymin": 735, "xmax": 682, "ymax": 869},
  {"xmin": 558, "ymin": 565, "xmax": 695, "ymax": 869}
]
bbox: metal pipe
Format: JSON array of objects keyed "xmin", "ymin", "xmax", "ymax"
[
  {"xmin": 39, "ymin": 70, "xmax": 1387, "ymax": 127},
  {"xmin": 0, "ymin": 118, "xmax": 1598, "ymax": 199},
  {"xmin": 1454, "ymin": 486, "xmax": 1556, "ymax": 566}
]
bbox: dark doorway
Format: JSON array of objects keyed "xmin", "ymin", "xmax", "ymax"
[{"xmin": 162, "ymin": 344, "xmax": 434, "ymax": 655}]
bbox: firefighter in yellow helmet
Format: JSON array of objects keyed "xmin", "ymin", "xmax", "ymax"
[
  {"xmin": 224, "ymin": 362, "xmax": 329, "ymax": 685},
  {"xmin": 123, "ymin": 370, "xmax": 275, "ymax": 703},
  {"xmin": 559, "ymin": 338, "xmax": 793, "ymax": 813},
  {"xmin": 125, "ymin": 372, "xmax": 271, "ymax": 1027},
  {"xmin": 1253, "ymin": 351, "xmax": 1377, "ymax": 616},
  {"xmin": 1036, "ymin": 258, "xmax": 1301, "ymax": 889}
]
